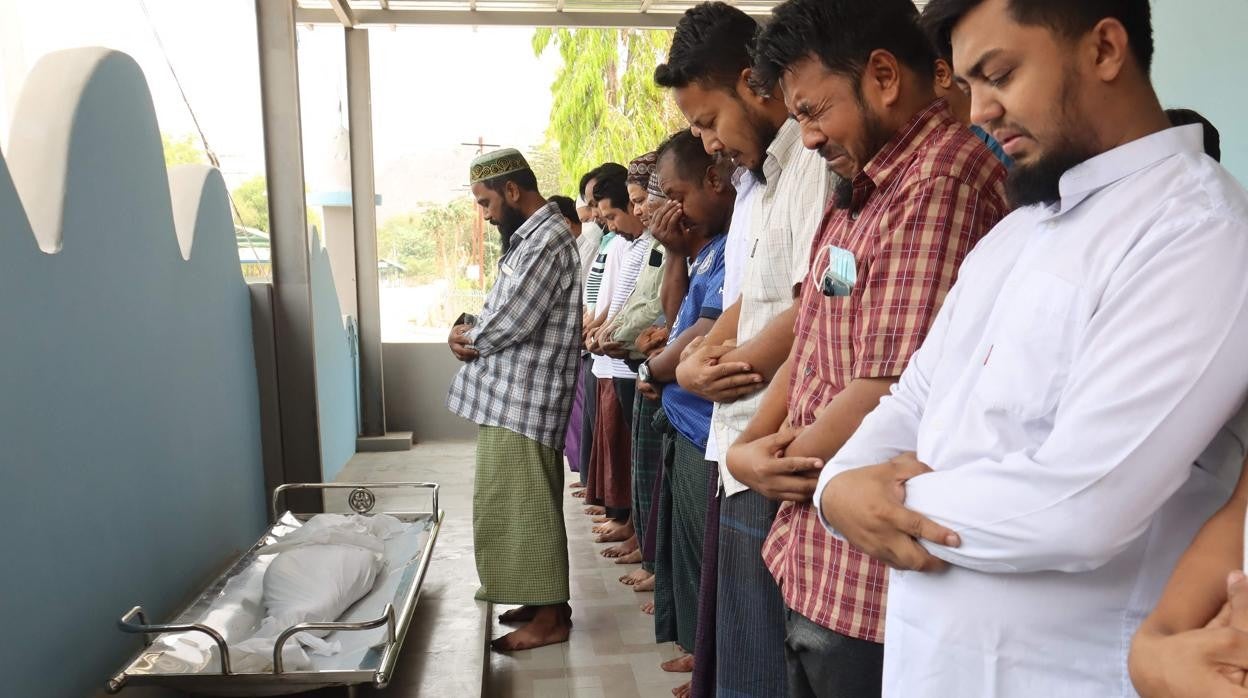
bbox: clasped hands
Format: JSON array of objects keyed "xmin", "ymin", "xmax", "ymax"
[
  {"xmin": 675, "ymin": 336, "xmax": 765, "ymax": 403},
  {"xmin": 448, "ymin": 323, "xmax": 478, "ymax": 362},
  {"xmin": 726, "ymin": 430, "xmax": 960, "ymax": 572},
  {"xmin": 1131, "ymin": 573, "xmax": 1248, "ymax": 697}
]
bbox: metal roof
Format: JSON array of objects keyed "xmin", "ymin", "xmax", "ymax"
[{"xmin": 294, "ymin": 0, "xmax": 786, "ymax": 28}]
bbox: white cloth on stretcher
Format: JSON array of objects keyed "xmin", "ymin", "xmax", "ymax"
[{"xmin": 150, "ymin": 513, "xmax": 409, "ymax": 674}]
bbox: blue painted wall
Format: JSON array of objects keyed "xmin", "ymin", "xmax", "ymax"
[
  {"xmin": 0, "ymin": 50, "xmax": 265, "ymax": 696},
  {"xmin": 312, "ymin": 229, "xmax": 359, "ymax": 481},
  {"xmin": 1153, "ymin": 0, "xmax": 1248, "ymax": 184}
]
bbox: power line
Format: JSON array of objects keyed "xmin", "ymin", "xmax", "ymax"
[{"xmin": 136, "ymin": 0, "xmax": 267, "ymax": 277}]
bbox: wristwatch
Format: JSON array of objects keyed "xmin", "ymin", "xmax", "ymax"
[{"xmin": 638, "ymin": 359, "xmax": 653, "ymax": 384}]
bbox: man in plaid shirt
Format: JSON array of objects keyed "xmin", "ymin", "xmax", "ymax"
[
  {"xmin": 726, "ymin": 0, "xmax": 1009, "ymax": 694},
  {"xmin": 447, "ymin": 148, "xmax": 582, "ymax": 652}
]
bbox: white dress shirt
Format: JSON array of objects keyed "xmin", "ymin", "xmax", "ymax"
[
  {"xmin": 711, "ymin": 119, "xmax": 831, "ymax": 491},
  {"xmin": 705, "ymin": 169, "xmax": 761, "ymax": 461},
  {"xmin": 814, "ymin": 125, "xmax": 1248, "ymax": 696}
]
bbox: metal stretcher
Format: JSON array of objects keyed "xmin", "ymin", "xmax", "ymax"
[{"xmin": 107, "ymin": 482, "xmax": 443, "ymax": 696}]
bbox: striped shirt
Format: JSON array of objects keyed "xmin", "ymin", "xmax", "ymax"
[
  {"xmin": 447, "ymin": 202, "xmax": 583, "ymax": 449},
  {"xmin": 592, "ymin": 232, "xmax": 651, "ymax": 379},
  {"xmin": 583, "ymin": 231, "xmax": 616, "ymax": 310},
  {"xmin": 576, "ymin": 220, "xmax": 604, "ymax": 289},
  {"xmin": 761, "ymin": 100, "xmax": 1009, "ymax": 641}
]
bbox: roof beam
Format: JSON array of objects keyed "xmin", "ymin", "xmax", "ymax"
[
  {"xmin": 556, "ymin": 0, "xmax": 566, "ymax": 10},
  {"xmin": 379, "ymin": 0, "xmax": 389, "ymax": 8},
  {"xmin": 327, "ymin": 0, "xmax": 356, "ymax": 27},
  {"xmin": 640, "ymin": 0, "xmax": 654, "ymax": 11},
  {"xmin": 296, "ymin": 7, "xmax": 769, "ymax": 28}
]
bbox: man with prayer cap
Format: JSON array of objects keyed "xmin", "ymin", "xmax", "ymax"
[{"xmin": 447, "ymin": 147, "xmax": 582, "ymax": 651}]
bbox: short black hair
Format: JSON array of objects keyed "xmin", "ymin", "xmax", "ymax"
[
  {"xmin": 549, "ymin": 194, "xmax": 579, "ymax": 222},
  {"xmin": 655, "ymin": 2, "xmax": 759, "ymax": 91},
  {"xmin": 753, "ymin": 0, "xmax": 935, "ymax": 94},
  {"xmin": 1167, "ymin": 108, "xmax": 1221, "ymax": 162},
  {"xmin": 481, "ymin": 167, "xmax": 539, "ymax": 195},
  {"xmin": 593, "ymin": 173, "xmax": 631, "ymax": 212},
  {"xmin": 578, "ymin": 168, "xmax": 601, "ymax": 201},
  {"xmin": 920, "ymin": 0, "xmax": 1154, "ymax": 74},
  {"xmin": 656, "ymin": 129, "xmax": 715, "ymax": 184},
  {"xmin": 583, "ymin": 162, "xmax": 627, "ymax": 202}
]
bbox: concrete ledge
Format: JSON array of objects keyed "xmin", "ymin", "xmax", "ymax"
[{"xmin": 356, "ymin": 431, "xmax": 413, "ymax": 452}]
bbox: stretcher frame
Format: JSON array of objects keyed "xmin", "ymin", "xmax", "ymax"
[{"xmin": 106, "ymin": 481, "xmax": 443, "ymax": 696}]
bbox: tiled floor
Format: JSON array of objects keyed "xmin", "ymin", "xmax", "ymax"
[
  {"xmin": 322, "ymin": 441, "xmax": 684, "ymax": 698},
  {"xmin": 486, "ymin": 478, "xmax": 687, "ymax": 698}
]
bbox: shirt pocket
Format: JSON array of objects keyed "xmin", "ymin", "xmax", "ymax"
[{"xmin": 972, "ymin": 271, "xmax": 1081, "ymax": 420}]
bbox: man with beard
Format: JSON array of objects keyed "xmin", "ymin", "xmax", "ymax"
[
  {"xmin": 447, "ymin": 148, "xmax": 581, "ymax": 652},
  {"xmin": 811, "ymin": 0, "xmax": 1248, "ymax": 694},
  {"xmin": 728, "ymin": 0, "xmax": 1010, "ymax": 694},
  {"xmin": 655, "ymin": 4, "xmax": 832, "ymax": 694}
]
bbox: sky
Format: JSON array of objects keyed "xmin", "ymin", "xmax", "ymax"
[{"xmin": 0, "ymin": 0, "xmax": 560, "ymax": 216}]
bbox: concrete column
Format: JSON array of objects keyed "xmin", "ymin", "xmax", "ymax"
[
  {"xmin": 345, "ymin": 26, "xmax": 386, "ymax": 438},
  {"xmin": 254, "ymin": 0, "xmax": 324, "ymax": 506}
]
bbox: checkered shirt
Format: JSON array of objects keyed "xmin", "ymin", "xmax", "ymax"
[
  {"xmin": 761, "ymin": 100, "xmax": 1010, "ymax": 641},
  {"xmin": 447, "ymin": 202, "xmax": 583, "ymax": 449}
]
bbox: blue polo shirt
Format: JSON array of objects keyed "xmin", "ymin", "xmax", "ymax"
[{"xmin": 662, "ymin": 234, "xmax": 728, "ymax": 449}]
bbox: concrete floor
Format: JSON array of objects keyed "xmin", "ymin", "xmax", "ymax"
[{"xmin": 334, "ymin": 441, "xmax": 686, "ymax": 698}]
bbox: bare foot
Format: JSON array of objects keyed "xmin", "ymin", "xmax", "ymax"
[
  {"xmin": 602, "ymin": 536, "xmax": 639, "ymax": 558},
  {"xmin": 491, "ymin": 604, "xmax": 572, "ymax": 652},
  {"xmin": 673, "ymin": 680, "xmax": 692, "ymax": 698},
  {"xmin": 633, "ymin": 574, "xmax": 655, "ymax": 592},
  {"xmin": 584, "ymin": 505, "xmax": 606, "ymax": 516},
  {"xmin": 661, "ymin": 654, "xmax": 694, "ymax": 673},
  {"xmin": 569, "ymin": 482, "xmax": 585, "ymax": 489},
  {"xmin": 614, "ymin": 549, "xmax": 643, "ymax": 565},
  {"xmin": 594, "ymin": 521, "xmax": 634, "ymax": 543},
  {"xmin": 497, "ymin": 605, "xmax": 539, "ymax": 625},
  {"xmin": 641, "ymin": 601, "xmax": 655, "ymax": 615},
  {"xmin": 592, "ymin": 516, "xmax": 610, "ymax": 524},
  {"xmin": 572, "ymin": 489, "xmax": 587, "ymax": 498},
  {"xmin": 619, "ymin": 568, "xmax": 652, "ymax": 586},
  {"xmin": 591, "ymin": 520, "xmax": 623, "ymax": 535}
]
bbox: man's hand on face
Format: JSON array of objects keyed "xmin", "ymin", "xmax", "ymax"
[
  {"xmin": 448, "ymin": 323, "xmax": 479, "ymax": 362},
  {"xmin": 650, "ymin": 201, "xmax": 689, "ymax": 247},
  {"xmin": 819, "ymin": 452, "xmax": 960, "ymax": 572},
  {"xmin": 725, "ymin": 428, "xmax": 824, "ymax": 502},
  {"xmin": 676, "ymin": 337, "xmax": 764, "ymax": 403}
]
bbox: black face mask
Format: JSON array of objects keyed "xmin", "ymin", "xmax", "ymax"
[{"xmin": 495, "ymin": 202, "xmax": 528, "ymax": 254}]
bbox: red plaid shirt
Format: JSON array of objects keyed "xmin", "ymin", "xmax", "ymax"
[{"xmin": 762, "ymin": 100, "xmax": 1009, "ymax": 642}]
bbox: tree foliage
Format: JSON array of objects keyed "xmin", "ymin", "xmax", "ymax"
[
  {"xmin": 161, "ymin": 133, "xmax": 206, "ymax": 168},
  {"xmin": 533, "ymin": 28, "xmax": 686, "ymax": 196},
  {"xmin": 229, "ymin": 174, "xmax": 323, "ymax": 235},
  {"xmin": 232, "ymin": 175, "xmax": 270, "ymax": 233},
  {"xmin": 376, "ymin": 198, "xmax": 500, "ymax": 287}
]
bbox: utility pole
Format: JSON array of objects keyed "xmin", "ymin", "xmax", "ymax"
[{"xmin": 461, "ymin": 136, "xmax": 499, "ymax": 291}]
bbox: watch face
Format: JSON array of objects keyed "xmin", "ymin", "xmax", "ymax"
[{"xmin": 639, "ymin": 363, "xmax": 651, "ymax": 382}]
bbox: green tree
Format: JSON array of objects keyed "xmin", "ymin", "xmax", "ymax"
[
  {"xmin": 229, "ymin": 175, "xmax": 323, "ymax": 235},
  {"xmin": 533, "ymin": 28, "xmax": 686, "ymax": 194},
  {"xmin": 162, "ymin": 133, "xmax": 206, "ymax": 168},
  {"xmin": 376, "ymin": 198, "xmax": 487, "ymax": 285},
  {"xmin": 526, "ymin": 141, "xmax": 563, "ymax": 198},
  {"xmin": 232, "ymin": 175, "xmax": 269, "ymax": 232}
]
